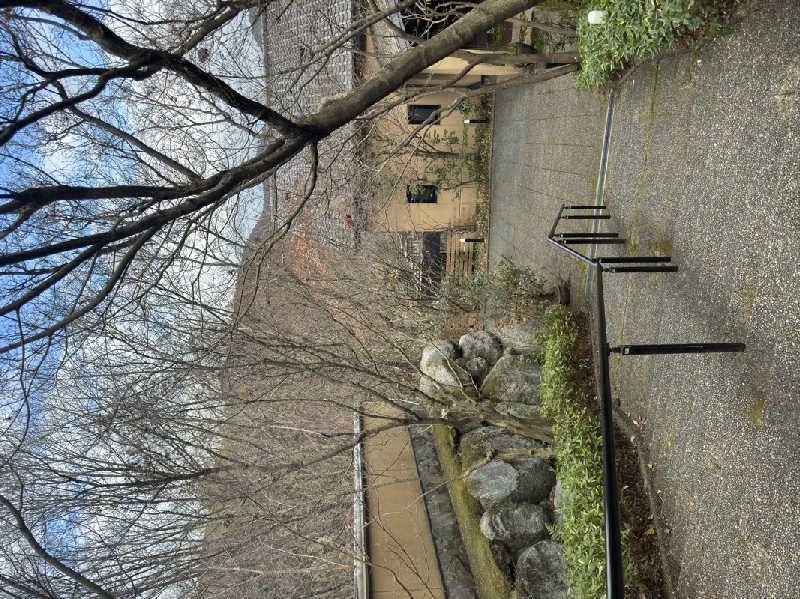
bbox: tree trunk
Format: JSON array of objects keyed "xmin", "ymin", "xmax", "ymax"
[{"xmin": 301, "ymin": 0, "xmax": 545, "ymax": 133}]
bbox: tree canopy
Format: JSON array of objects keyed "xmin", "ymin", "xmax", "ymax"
[{"xmin": 0, "ymin": 0, "xmax": 557, "ymax": 596}]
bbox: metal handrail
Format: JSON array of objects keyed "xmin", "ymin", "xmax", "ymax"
[
  {"xmin": 548, "ymin": 205, "xmax": 745, "ymax": 598},
  {"xmin": 353, "ymin": 411, "xmax": 368, "ymax": 599}
]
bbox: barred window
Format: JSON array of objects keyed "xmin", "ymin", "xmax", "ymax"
[
  {"xmin": 407, "ymin": 104, "xmax": 441, "ymax": 125},
  {"xmin": 406, "ymin": 184, "xmax": 437, "ymax": 203}
]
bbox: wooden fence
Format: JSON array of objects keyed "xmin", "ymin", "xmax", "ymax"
[{"xmin": 445, "ymin": 229, "xmax": 478, "ymax": 283}]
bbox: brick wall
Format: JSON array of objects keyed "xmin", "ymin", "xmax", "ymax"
[{"xmin": 262, "ymin": 0, "xmax": 363, "ymax": 252}]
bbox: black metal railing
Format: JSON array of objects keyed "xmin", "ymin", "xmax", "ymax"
[{"xmin": 547, "ymin": 204, "xmax": 745, "ymax": 598}]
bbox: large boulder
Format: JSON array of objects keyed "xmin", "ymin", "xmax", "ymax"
[
  {"xmin": 462, "ymin": 356, "xmax": 489, "ymax": 385},
  {"xmin": 459, "ymin": 331, "xmax": 504, "ymax": 366},
  {"xmin": 511, "ymin": 458, "xmax": 556, "ymax": 504},
  {"xmin": 460, "ymin": 426, "xmax": 544, "ymax": 468},
  {"xmin": 422, "ymin": 339, "xmax": 459, "ymax": 363},
  {"xmin": 465, "ymin": 460, "xmax": 518, "ymax": 508},
  {"xmin": 464, "ymin": 457, "xmax": 554, "ymax": 508},
  {"xmin": 515, "ymin": 540, "xmax": 568, "ymax": 599},
  {"xmin": 420, "ymin": 340, "xmax": 471, "ymax": 390},
  {"xmin": 480, "ymin": 502, "xmax": 550, "ymax": 553},
  {"xmin": 419, "ymin": 374, "xmax": 442, "ymax": 398},
  {"xmin": 496, "ymin": 322, "xmax": 543, "ymax": 355},
  {"xmin": 481, "ymin": 354, "xmax": 543, "ymax": 404},
  {"xmin": 448, "ymin": 587, "xmax": 477, "ymax": 599}
]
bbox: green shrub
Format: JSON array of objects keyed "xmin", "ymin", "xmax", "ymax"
[
  {"xmin": 574, "ymin": 0, "xmax": 727, "ymax": 88},
  {"xmin": 537, "ymin": 305, "xmax": 636, "ymax": 597},
  {"xmin": 448, "ymin": 262, "xmax": 545, "ymax": 317}
]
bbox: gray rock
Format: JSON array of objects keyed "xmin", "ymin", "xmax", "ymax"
[
  {"xmin": 463, "ymin": 356, "xmax": 489, "ymax": 384},
  {"xmin": 449, "ymin": 588, "xmax": 477, "ymax": 599},
  {"xmin": 465, "ymin": 460, "xmax": 518, "ymax": 508},
  {"xmin": 481, "ymin": 354, "xmax": 542, "ymax": 404},
  {"xmin": 516, "ymin": 540, "xmax": 568, "ymax": 599},
  {"xmin": 420, "ymin": 340, "xmax": 471, "ymax": 389},
  {"xmin": 422, "ymin": 339, "xmax": 458, "ymax": 362},
  {"xmin": 460, "ymin": 426, "xmax": 544, "ymax": 468},
  {"xmin": 459, "ymin": 331, "xmax": 504, "ymax": 366},
  {"xmin": 480, "ymin": 502, "xmax": 550, "ymax": 553},
  {"xmin": 511, "ymin": 458, "xmax": 556, "ymax": 504},
  {"xmin": 465, "ymin": 457, "xmax": 553, "ymax": 509},
  {"xmin": 495, "ymin": 402, "xmax": 542, "ymax": 421},
  {"xmin": 497, "ymin": 321, "xmax": 543, "ymax": 355},
  {"xmin": 419, "ymin": 374, "xmax": 442, "ymax": 397}
]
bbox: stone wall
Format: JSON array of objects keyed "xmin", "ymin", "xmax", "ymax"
[{"xmin": 419, "ymin": 324, "xmax": 568, "ymax": 599}]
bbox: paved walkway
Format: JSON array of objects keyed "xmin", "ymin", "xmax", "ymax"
[
  {"xmin": 489, "ymin": 2, "xmax": 800, "ymax": 597},
  {"xmin": 363, "ymin": 405, "xmax": 445, "ymax": 599}
]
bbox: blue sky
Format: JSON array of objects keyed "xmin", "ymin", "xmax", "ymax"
[{"xmin": 0, "ymin": 2, "xmax": 124, "ymax": 374}]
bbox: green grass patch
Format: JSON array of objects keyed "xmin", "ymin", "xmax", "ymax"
[
  {"xmin": 537, "ymin": 305, "xmax": 636, "ymax": 597},
  {"xmin": 574, "ymin": 0, "xmax": 730, "ymax": 88},
  {"xmin": 430, "ymin": 424, "xmax": 511, "ymax": 599}
]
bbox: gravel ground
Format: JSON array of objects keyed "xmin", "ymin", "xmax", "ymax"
[{"xmin": 489, "ymin": 1, "xmax": 800, "ymax": 596}]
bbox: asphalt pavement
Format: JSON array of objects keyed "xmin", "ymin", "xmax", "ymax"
[{"xmin": 489, "ymin": 2, "xmax": 800, "ymax": 596}]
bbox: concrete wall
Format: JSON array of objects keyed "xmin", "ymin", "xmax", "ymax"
[
  {"xmin": 366, "ymin": 86, "xmax": 483, "ymax": 232},
  {"xmin": 363, "ymin": 33, "xmax": 515, "ymax": 233}
]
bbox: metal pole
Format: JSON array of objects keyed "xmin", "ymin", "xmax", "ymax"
[
  {"xmin": 548, "ymin": 205, "xmax": 566, "ymax": 238},
  {"xmin": 545, "ymin": 237, "xmax": 593, "ymax": 265},
  {"xmin": 595, "ymin": 266, "xmax": 625, "ymax": 599},
  {"xmin": 556, "ymin": 232, "xmax": 619, "ymax": 238},
  {"xmin": 562, "ymin": 238, "xmax": 626, "ymax": 245},
  {"xmin": 606, "ymin": 265, "xmax": 678, "ymax": 273},
  {"xmin": 561, "ymin": 214, "xmax": 611, "ymax": 220},
  {"xmin": 610, "ymin": 343, "xmax": 746, "ymax": 355},
  {"xmin": 596, "ymin": 256, "xmax": 671, "ymax": 264}
]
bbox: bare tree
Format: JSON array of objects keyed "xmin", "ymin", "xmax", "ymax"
[{"xmin": 0, "ymin": 0, "xmax": 568, "ymax": 597}]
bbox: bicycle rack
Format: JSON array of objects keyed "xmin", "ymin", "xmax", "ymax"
[{"xmin": 547, "ymin": 204, "xmax": 745, "ymax": 598}]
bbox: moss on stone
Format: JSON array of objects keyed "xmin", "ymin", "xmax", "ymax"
[{"xmin": 431, "ymin": 424, "xmax": 512, "ymax": 599}]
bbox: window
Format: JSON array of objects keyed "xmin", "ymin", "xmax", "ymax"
[
  {"xmin": 407, "ymin": 184, "xmax": 437, "ymax": 204},
  {"xmin": 407, "ymin": 104, "xmax": 441, "ymax": 125}
]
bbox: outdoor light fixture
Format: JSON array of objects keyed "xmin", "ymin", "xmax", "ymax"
[{"xmin": 588, "ymin": 10, "xmax": 608, "ymax": 24}]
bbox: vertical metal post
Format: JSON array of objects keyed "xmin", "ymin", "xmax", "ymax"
[
  {"xmin": 595, "ymin": 266, "xmax": 625, "ymax": 599},
  {"xmin": 610, "ymin": 343, "xmax": 746, "ymax": 355},
  {"xmin": 596, "ymin": 256, "xmax": 671, "ymax": 263},
  {"xmin": 562, "ymin": 238, "xmax": 626, "ymax": 245},
  {"xmin": 561, "ymin": 214, "xmax": 611, "ymax": 220},
  {"xmin": 605, "ymin": 265, "xmax": 678, "ymax": 273},
  {"xmin": 556, "ymin": 232, "xmax": 620, "ymax": 238}
]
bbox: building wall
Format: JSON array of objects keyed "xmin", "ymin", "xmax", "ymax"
[
  {"xmin": 363, "ymin": 34, "xmax": 517, "ymax": 233},
  {"xmin": 367, "ymin": 87, "xmax": 483, "ymax": 232}
]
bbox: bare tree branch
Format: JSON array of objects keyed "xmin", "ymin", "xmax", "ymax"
[{"xmin": 0, "ymin": 494, "xmax": 116, "ymax": 599}]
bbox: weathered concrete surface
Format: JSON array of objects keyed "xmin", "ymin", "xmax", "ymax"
[
  {"xmin": 489, "ymin": 1, "xmax": 800, "ymax": 597},
  {"xmin": 364, "ymin": 404, "xmax": 445, "ymax": 599},
  {"xmin": 489, "ymin": 72, "xmax": 605, "ymax": 291},
  {"xmin": 410, "ymin": 424, "xmax": 478, "ymax": 599}
]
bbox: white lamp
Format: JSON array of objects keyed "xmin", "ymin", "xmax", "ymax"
[{"xmin": 588, "ymin": 10, "xmax": 608, "ymax": 25}]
